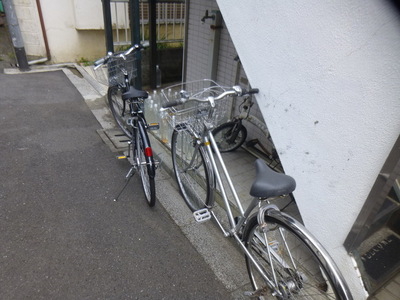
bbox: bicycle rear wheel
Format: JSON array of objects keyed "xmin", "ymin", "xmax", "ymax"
[
  {"xmin": 171, "ymin": 125, "xmax": 214, "ymax": 211},
  {"xmin": 212, "ymin": 121, "xmax": 247, "ymax": 152},
  {"xmin": 243, "ymin": 211, "xmax": 352, "ymax": 300},
  {"xmin": 136, "ymin": 127, "xmax": 156, "ymax": 207},
  {"xmin": 108, "ymin": 86, "xmax": 132, "ymax": 138}
]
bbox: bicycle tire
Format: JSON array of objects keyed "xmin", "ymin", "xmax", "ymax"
[
  {"xmin": 108, "ymin": 86, "xmax": 132, "ymax": 138},
  {"xmin": 136, "ymin": 124, "xmax": 156, "ymax": 207},
  {"xmin": 171, "ymin": 126, "xmax": 215, "ymax": 211},
  {"xmin": 212, "ymin": 121, "xmax": 247, "ymax": 152},
  {"xmin": 243, "ymin": 210, "xmax": 352, "ymax": 300}
]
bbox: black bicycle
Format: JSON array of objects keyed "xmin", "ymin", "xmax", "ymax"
[
  {"xmin": 212, "ymin": 93, "xmax": 282, "ymax": 171},
  {"xmin": 94, "ymin": 44, "xmax": 158, "ymax": 207}
]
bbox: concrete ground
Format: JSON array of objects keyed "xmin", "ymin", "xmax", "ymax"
[
  {"xmin": 0, "ymin": 21, "xmax": 16, "ymax": 72},
  {"xmin": 76, "ymin": 63, "xmax": 400, "ymax": 300},
  {"xmin": 0, "ymin": 20, "xmax": 253, "ymax": 298},
  {"xmin": 0, "ymin": 69, "xmax": 245, "ymax": 299},
  {"xmin": 0, "ymin": 20, "xmax": 400, "ymax": 300}
]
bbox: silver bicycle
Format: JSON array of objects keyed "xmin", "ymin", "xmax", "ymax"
[{"xmin": 162, "ymin": 80, "xmax": 353, "ymax": 299}]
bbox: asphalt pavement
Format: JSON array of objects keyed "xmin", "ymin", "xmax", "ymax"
[{"xmin": 0, "ymin": 70, "xmax": 240, "ymax": 299}]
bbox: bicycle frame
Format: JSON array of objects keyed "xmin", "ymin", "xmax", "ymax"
[
  {"xmin": 126, "ymin": 101, "xmax": 154, "ymax": 171},
  {"xmin": 118, "ymin": 72, "xmax": 132, "ymax": 118},
  {"xmin": 186, "ymin": 126, "xmax": 352, "ymax": 297},
  {"xmin": 182, "ymin": 118, "xmax": 290, "ymax": 296},
  {"xmin": 167, "ymin": 85, "xmax": 352, "ymax": 299}
]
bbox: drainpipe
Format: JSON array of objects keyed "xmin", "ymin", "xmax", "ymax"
[
  {"xmin": 202, "ymin": 10, "xmax": 222, "ymax": 81},
  {"xmin": 182, "ymin": 0, "xmax": 189, "ymax": 82},
  {"xmin": 35, "ymin": 0, "xmax": 50, "ymax": 62},
  {"xmin": 3, "ymin": 0, "xmax": 30, "ymax": 71}
]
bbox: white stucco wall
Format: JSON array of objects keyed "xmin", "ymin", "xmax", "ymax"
[
  {"xmin": 39, "ymin": 0, "xmax": 107, "ymax": 63},
  {"xmin": 216, "ymin": 0, "xmax": 400, "ymax": 298},
  {"xmin": 11, "ymin": 0, "xmax": 107, "ymax": 62}
]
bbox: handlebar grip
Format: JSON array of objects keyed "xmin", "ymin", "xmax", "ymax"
[
  {"xmin": 241, "ymin": 88, "xmax": 259, "ymax": 96},
  {"xmin": 232, "ymin": 86, "xmax": 259, "ymax": 97},
  {"xmin": 94, "ymin": 57, "xmax": 106, "ymax": 67},
  {"xmin": 162, "ymin": 99, "xmax": 185, "ymax": 108},
  {"xmin": 248, "ymin": 88, "xmax": 259, "ymax": 94}
]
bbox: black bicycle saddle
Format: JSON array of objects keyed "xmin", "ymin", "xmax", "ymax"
[
  {"xmin": 250, "ymin": 159, "xmax": 296, "ymax": 198},
  {"xmin": 122, "ymin": 86, "xmax": 149, "ymax": 100}
]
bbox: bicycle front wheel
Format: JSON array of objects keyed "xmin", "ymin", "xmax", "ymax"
[
  {"xmin": 136, "ymin": 126, "xmax": 156, "ymax": 207},
  {"xmin": 212, "ymin": 121, "xmax": 247, "ymax": 152},
  {"xmin": 108, "ymin": 86, "xmax": 132, "ymax": 138},
  {"xmin": 171, "ymin": 126, "xmax": 214, "ymax": 211},
  {"xmin": 243, "ymin": 211, "xmax": 352, "ymax": 300}
]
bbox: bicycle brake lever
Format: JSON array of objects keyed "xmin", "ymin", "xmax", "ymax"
[{"xmin": 232, "ymin": 85, "xmax": 243, "ymax": 96}]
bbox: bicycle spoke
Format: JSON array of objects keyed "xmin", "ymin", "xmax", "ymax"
[
  {"xmin": 108, "ymin": 86, "xmax": 132, "ymax": 138},
  {"xmin": 247, "ymin": 222, "xmax": 340, "ymax": 299},
  {"xmin": 136, "ymin": 130, "xmax": 156, "ymax": 207},
  {"xmin": 212, "ymin": 122, "xmax": 247, "ymax": 152},
  {"xmin": 172, "ymin": 128, "xmax": 214, "ymax": 211}
]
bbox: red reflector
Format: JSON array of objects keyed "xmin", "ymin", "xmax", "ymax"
[{"xmin": 144, "ymin": 147, "xmax": 153, "ymax": 157}]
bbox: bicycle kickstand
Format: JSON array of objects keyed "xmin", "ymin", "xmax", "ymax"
[{"xmin": 113, "ymin": 166, "xmax": 135, "ymax": 201}]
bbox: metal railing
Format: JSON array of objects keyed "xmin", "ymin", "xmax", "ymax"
[{"xmin": 110, "ymin": 0, "xmax": 185, "ymax": 48}]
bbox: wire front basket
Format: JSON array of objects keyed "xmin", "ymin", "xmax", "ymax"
[
  {"xmin": 161, "ymin": 80, "xmax": 232, "ymax": 132},
  {"xmin": 93, "ymin": 52, "xmax": 137, "ymax": 87}
]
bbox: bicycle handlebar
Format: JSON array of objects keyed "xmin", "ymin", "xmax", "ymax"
[
  {"xmin": 93, "ymin": 41, "xmax": 149, "ymax": 69},
  {"xmin": 161, "ymin": 86, "xmax": 259, "ymax": 109}
]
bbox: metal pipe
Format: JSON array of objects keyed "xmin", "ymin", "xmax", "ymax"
[
  {"xmin": 182, "ymin": 0, "xmax": 189, "ymax": 82},
  {"xmin": 35, "ymin": 0, "xmax": 50, "ymax": 62},
  {"xmin": 208, "ymin": 130, "xmax": 245, "ymax": 215},
  {"xmin": 28, "ymin": 57, "xmax": 47, "ymax": 65},
  {"xmin": 102, "ymin": 0, "xmax": 114, "ymax": 53},
  {"xmin": 3, "ymin": 0, "xmax": 30, "ymax": 71},
  {"xmin": 129, "ymin": 0, "xmax": 141, "ymax": 89},
  {"xmin": 115, "ymin": 2, "xmax": 119, "ymax": 44},
  {"xmin": 203, "ymin": 134, "xmax": 238, "ymax": 228},
  {"xmin": 149, "ymin": 0, "xmax": 157, "ymax": 89},
  {"xmin": 207, "ymin": 10, "xmax": 222, "ymax": 81}
]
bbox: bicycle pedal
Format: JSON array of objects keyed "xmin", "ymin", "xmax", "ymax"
[
  {"xmin": 154, "ymin": 160, "xmax": 161, "ymax": 170},
  {"xmin": 117, "ymin": 155, "xmax": 127, "ymax": 160},
  {"xmin": 193, "ymin": 208, "xmax": 211, "ymax": 223},
  {"xmin": 147, "ymin": 123, "xmax": 160, "ymax": 130},
  {"xmin": 155, "ymin": 154, "xmax": 162, "ymax": 168}
]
